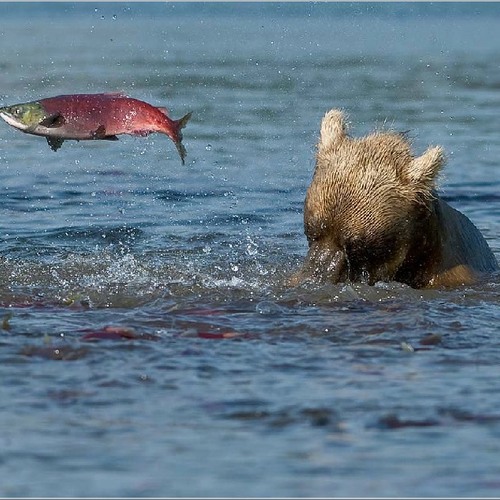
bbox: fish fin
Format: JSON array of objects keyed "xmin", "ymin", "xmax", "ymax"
[
  {"xmin": 91, "ymin": 125, "xmax": 119, "ymax": 141},
  {"xmin": 175, "ymin": 141, "xmax": 187, "ymax": 166},
  {"xmin": 157, "ymin": 106, "xmax": 170, "ymax": 116},
  {"xmin": 92, "ymin": 125, "xmax": 107, "ymax": 139},
  {"xmin": 46, "ymin": 136, "xmax": 64, "ymax": 152},
  {"xmin": 173, "ymin": 112, "xmax": 192, "ymax": 165},
  {"xmin": 103, "ymin": 91, "xmax": 128, "ymax": 98},
  {"xmin": 39, "ymin": 113, "xmax": 65, "ymax": 128},
  {"xmin": 131, "ymin": 130, "xmax": 152, "ymax": 137},
  {"xmin": 175, "ymin": 111, "xmax": 192, "ymax": 131}
]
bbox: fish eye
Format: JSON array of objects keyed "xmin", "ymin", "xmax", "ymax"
[{"xmin": 13, "ymin": 108, "xmax": 21, "ymax": 116}]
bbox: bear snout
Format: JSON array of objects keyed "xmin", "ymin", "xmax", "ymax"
[{"xmin": 300, "ymin": 240, "xmax": 348, "ymax": 284}]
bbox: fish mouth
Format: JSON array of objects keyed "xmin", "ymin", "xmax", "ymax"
[{"xmin": 0, "ymin": 111, "xmax": 29, "ymax": 131}]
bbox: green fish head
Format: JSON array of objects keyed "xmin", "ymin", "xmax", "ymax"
[{"xmin": 0, "ymin": 101, "xmax": 47, "ymax": 131}]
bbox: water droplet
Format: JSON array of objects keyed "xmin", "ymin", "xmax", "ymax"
[
  {"xmin": 205, "ymin": 144, "xmax": 212, "ymax": 151},
  {"xmin": 256, "ymin": 301, "xmax": 280, "ymax": 315},
  {"xmin": 246, "ymin": 244, "xmax": 257, "ymax": 256}
]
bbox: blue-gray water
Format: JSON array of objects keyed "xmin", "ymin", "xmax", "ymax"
[{"xmin": 1, "ymin": 2, "xmax": 500, "ymax": 497}]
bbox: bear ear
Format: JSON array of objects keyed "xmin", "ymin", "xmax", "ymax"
[
  {"xmin": 407, "ymin": 146, "xmax": 445, "ymax": 187},
  {"xmin": 319, "ymin": 109, "xmax": 348, "ymax": 150}
]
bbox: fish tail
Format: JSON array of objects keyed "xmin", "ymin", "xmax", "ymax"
[
  {"xmin": 173, "ymin": 112, "xmax": 192, "ymax": 165},
  {"xmin": 176, "ymin": 111, "xmax": 192, "ymax": 131}
]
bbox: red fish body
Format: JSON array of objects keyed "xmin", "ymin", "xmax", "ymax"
[{"xmin": 0, "ymin": 92, "xmax": 191, "ymax": 163}]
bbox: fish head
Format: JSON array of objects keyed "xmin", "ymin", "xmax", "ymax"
[{"xmin": 0, "ymin": 101, "xmax": 47, "ymax": 131}]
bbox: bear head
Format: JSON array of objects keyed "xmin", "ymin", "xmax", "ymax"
[{"xmin": 302, "ymin": 109, "xmax": 445, "ymax": 287}]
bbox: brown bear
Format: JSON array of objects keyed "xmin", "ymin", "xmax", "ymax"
[{"xmin": 296, "ymin": 109, "xmax": 498, "ymax": 289}]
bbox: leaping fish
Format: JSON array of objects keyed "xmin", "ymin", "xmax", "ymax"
[{"xmin": 0, "ymin": 92, "xmax": 192, "ymax": 164}]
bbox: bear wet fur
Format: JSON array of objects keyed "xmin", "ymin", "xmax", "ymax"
[{"xmin": 297, "ymin": 109, "xmax": 498, "ymax": 289}]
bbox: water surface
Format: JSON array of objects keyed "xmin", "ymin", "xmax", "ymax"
[{"xmin": 1, "ymin": 3, "xmax": 500, "ymax": 497}]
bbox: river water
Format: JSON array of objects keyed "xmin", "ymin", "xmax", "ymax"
[{"xmin": 1, "ymin": 3, "xmax": 500, "ymax": 497}]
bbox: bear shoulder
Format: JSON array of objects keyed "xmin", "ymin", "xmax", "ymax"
[{"xmin": 429, "ymin": 199, "xmax": 498, "ymax": 287}]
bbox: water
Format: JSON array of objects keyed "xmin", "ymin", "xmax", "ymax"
[{"xmin": 1, "ymin": 3, "xmax": 500, "ymax": 496}]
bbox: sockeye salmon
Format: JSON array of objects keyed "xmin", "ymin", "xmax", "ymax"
[{"xmin": 0, "ymin": 92, "xmax": 192, "ymax": 164}]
